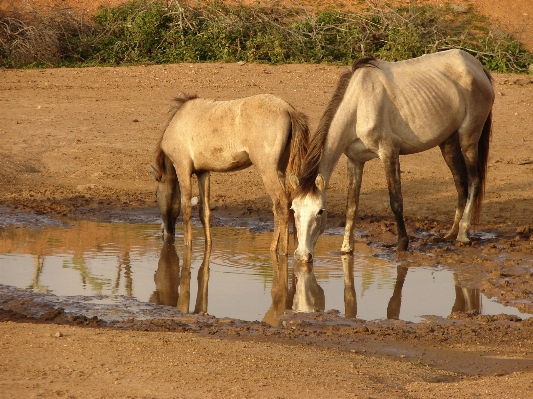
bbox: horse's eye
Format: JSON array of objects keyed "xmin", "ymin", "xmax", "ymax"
[{"xmin": 317, "ymin": 209, "xmax": 324, "ymax": 216}]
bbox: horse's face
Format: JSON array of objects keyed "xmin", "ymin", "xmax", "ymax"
[
  {"xmin": 292, "ymin": 262, "xmax": 325, "ymax": 312},
  {"xmin": 151, "ymin": 165, "xmax": 181, "ymax": 238},
  {"xmin": 290, "ymin": 174, "xmax": 327, "ymax": 263}
]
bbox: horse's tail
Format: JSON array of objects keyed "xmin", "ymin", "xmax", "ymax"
[
  {"xmin": 286, "ymin": 108, "xmax": 310, "ymax": 241},
  {"xmin": 473, "ymin": 109, "xmax": 492, "ymax": 226},
  {"xmin": 472, "ymin": 68, "xmax": 493, "ymax": 226}
]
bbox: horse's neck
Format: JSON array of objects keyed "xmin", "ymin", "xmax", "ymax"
[{"xmin": 317, "ymin": 105, "xmax": 354, "ymax": 185}]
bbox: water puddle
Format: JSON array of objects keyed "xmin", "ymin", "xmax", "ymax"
[{"xmin": 1, "ymin": 219, "xmax": 531, "ymax": 324}]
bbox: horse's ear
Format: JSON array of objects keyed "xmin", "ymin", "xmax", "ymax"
[
  {"xmin": 315, "ymin": 174, "xmax": 325, "ymax": 191},
  {"xmin": 150, "ymin": 165, "xmax": 162, "ymax": 182},
  {"xmin": 289, "ymin": 174, "xmax": 300, "ymax": 190}
]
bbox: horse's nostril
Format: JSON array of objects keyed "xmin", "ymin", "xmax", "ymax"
[{"xmin": 306, "ymin": 253, "xmax": 313, "ymax": 262}]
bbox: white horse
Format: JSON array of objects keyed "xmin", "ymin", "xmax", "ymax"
[
  {"xmin": 290, "ymin": 49, "xmax": 494, "ymax": 262},
  {"xmin": 152, "ymin": 94, "xmax": 309, "ymax": 255}
]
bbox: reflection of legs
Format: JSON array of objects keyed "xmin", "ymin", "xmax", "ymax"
[
  {"xmin": 387, "ymin": 266, "xmax": 408, "ymax": 319},
  {"xmin": 451, "ymin": 274, "xmax": 466, "ymax": 313},
  {"xmin": 451, "ymin": 274, "xmax": 481, "ymax": 313},
  {"xmin": 177, "ymin": 246, "xmax": 192, "ymax": 313},
  {"xmin": 197, "ymin": 172, "xmax": 212, "ymax": 247},
  {"xmin": 381, "ymin": 150, "xmax": 408, "ymax": 251},
  {"xmin": 341, "ymin": 254, "xmax": 357, "ymax": 319},
  {"xmin": 439, "ymin": 132, "xmax": 468, "ymax": 240},
  {"xmin": 342, "ymin": 159, "xmax": 364, "ymax": 253},
  {"xmin": 194, "ymin": 246, "xmax": 211, "ymax": 314},
  {"xmin": 262, "ymin": 253, "xmax": 290, "ymax": 326}
]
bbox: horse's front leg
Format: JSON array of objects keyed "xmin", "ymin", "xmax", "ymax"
[
  {"xmin": 341, "ymin": 158, "xmax": 365, "ymax": 253},
  {"xmin": 197, "ymin": 172, "xmax": 212, "ymax": 247},
  {"xmin": 381, "ymin": 149, "xmax": 408, "ymax": 251},
  {"xmin": 272, "ymin": 193, "xmax": 290, "ymax": 255},
  {"xmin": 263, "ymin": 175, "xmax": 289, "ymax": 255}
]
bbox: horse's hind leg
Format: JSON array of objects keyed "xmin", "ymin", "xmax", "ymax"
[
  {"xmin": 380, "ymin": 149, "xmax": 408, "ymax": 251},
  {"xmin": 177, "ymin": 171, "xmax": 194, "ymax": 247},
  {"xmin": 197, "ymin": 171, "xmax": 212, "ymax": 247},
  {"xmin": 457, "ymin": 140, "xmax": 482, "ymax": 243},
  {"xmin": 341, "ymin": 158, "xmax": 365, "ymax": 253},
  {"xmin": 439, "ymin": 132, "xmax": 468, "ymax": 240}
]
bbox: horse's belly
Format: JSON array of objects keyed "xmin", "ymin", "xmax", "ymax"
[
  {"xmin": 194, "ymin": 150, "xmax": 252, "ymax": 172},
  {"xmin": 397, "ymin": 124, "xmax": 458, "ymax": 155}
]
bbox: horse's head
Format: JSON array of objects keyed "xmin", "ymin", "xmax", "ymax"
[
  {"xmin": 292, "ymin": 262, "xmax": 325, "ymax": 312},
  {"xmin": 290, "ymin": 173, "xmax": 327, "ymax": 263},
  {"xmin": 151, "ymin": 163, "xmax": 181, "ymax": 238}
]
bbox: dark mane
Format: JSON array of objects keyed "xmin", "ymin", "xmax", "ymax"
[
  {"xmin": 154, "ymin": 93, "xmax": 198, "ymax": 176},
  {"xmin": 294, "ymin": 58, "xmax": 377, "ymax": 197}
]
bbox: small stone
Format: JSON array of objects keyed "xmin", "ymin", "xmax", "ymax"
[{"xmin": 54, "ymin": 331, "xmax": 63, "ymax": 338}]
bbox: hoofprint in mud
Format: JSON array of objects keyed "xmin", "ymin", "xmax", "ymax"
[
  {"xmin": 152, "ymin": 93, "xmax": 308, "ymax": 254},
  {"xmin": 290, "ymin": 49, "xmax": 495, "ymax": 262}
]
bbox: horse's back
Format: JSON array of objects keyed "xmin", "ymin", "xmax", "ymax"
[
  {"xmin": 160, "ymin": 94, "xmax": 294, "ymax": 172},
  {"xmin": 351, "ymin": 49, "xmax": 494, "ymax": 154}
]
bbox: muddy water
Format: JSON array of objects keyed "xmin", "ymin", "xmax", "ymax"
[{"xmin": 0, "ymin": 219, "xmax": 531, "ymax": 324}]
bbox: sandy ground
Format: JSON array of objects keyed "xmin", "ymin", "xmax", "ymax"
[{"xmin": 2, "ymin": 1, "xmax": 533, "ymax": 398}]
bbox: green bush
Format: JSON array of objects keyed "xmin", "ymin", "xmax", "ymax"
[{"xmin": 1, "ymin": 0, "xmax": 532, "ymax": 73}]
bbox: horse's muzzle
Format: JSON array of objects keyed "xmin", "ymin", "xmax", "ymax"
[{"xmin": 294, "ymin": 249, "xmax": 313, "ymax": 263}]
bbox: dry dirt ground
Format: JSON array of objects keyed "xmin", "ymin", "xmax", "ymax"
[{"xmin": 2, "ymin": 1, "xmax": 533, "ymax": 398}]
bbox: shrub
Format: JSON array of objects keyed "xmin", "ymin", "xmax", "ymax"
[{"xmin": 1, "ymin": 0, "xmax": 532, "ymax": 73}]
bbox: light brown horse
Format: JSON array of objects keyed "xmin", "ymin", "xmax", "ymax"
[
  {"xmin": 152, "ymin": 94, "xmax": 309, "ymax": 254},
  {"xmin": 290, "ymin": 49, "xmax": 494, "ymax": 261}
]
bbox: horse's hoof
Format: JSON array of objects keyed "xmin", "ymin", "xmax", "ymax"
[
  {"xmin": 444, "ymin": 232, "xmax": 458, "ymax": 241},
  {"xmin": 397, "ymin": 239, "xmax": 409, "ymax": 252},
  {"xmin": 456, "ymin": 235, "xmax": 471, "ymax": 244}
]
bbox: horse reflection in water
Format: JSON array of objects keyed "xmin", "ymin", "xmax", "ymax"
[
  {"xmin": 262, "ymin": 254, "xmax": 292, "ymax": 327},
  {"xmin": 263, "ymin": 254, "xmax": 356, "ymax": 326},
  {"xmin": 386, "ymin": 266, "xmax": 481, "ymax": 319},
  {"xmin": 263, "ymin": 254, "xmax": 481, "ymax": 325},
  {"xmin": 150, "ymin": 238, "xmax": 211, "ymax": 314},
  {"xmin": 291, "ymin": 263, "xmax": 325, "ymax": 313},
  {"xmin": 451, "ymin": 274, "xmax": 481, "ymax": 313},
  {"xmin": 262, "ymin": 254, "xmax": 327, "ymax": 326}
]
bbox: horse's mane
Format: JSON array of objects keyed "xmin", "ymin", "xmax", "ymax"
[
  {"xmin": 294, "ymin": 58, "xmax": 377, "ymax": 197},
  {"xmin": 154, "ymin": 93, "xmax": 198, "ymax": 177}
]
